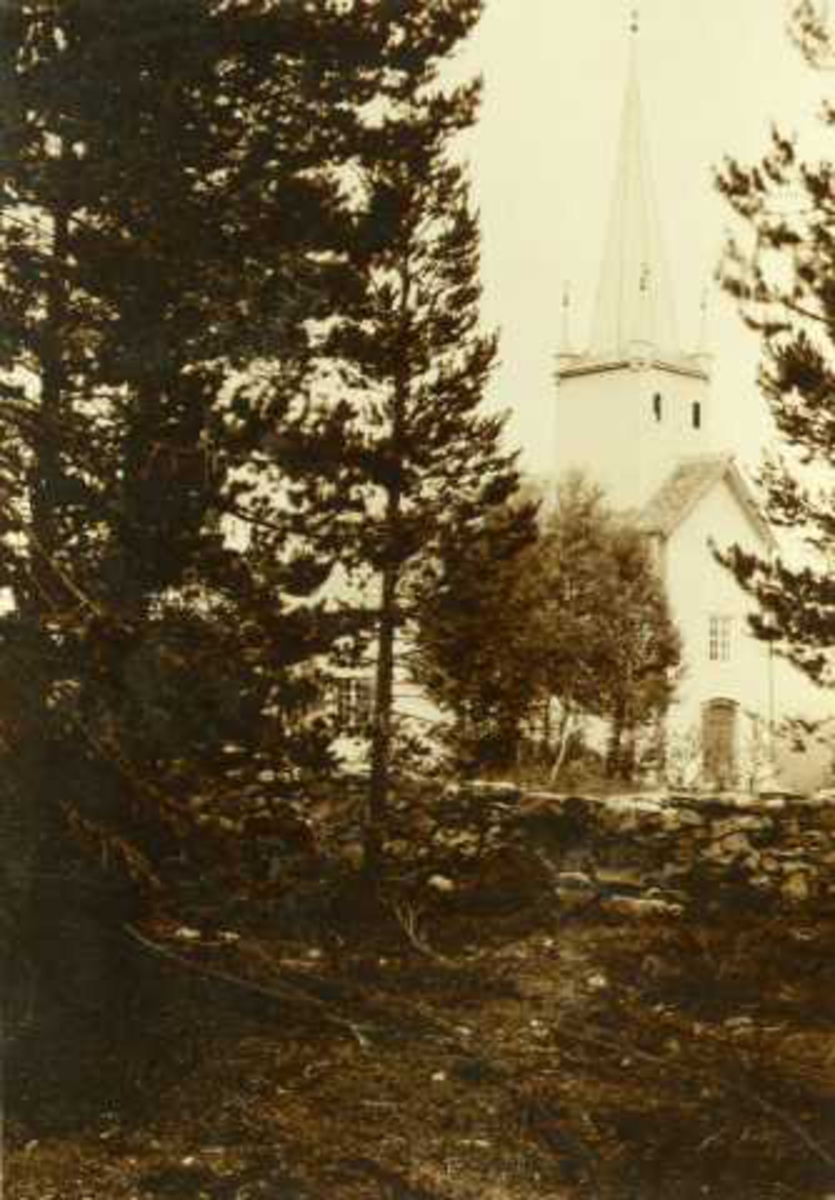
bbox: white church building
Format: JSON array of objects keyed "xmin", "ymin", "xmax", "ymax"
[
  {"xmin": 331, "ymin": 21, "xmax": 830, "ymax": 793},
  {"xmin": 553, "ymin": 27, "xmax": 780, "ymax": 789}
]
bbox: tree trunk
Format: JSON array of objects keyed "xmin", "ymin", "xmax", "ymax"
[
  {"xmin": 364, "ymin": 261, "xmax": 411, "ymax": 879},
  {"xmin": 620, "ymin": 730, "xmax": 637, "ymax": 783},
  {"xmin": 28, "ymin": 203, "xmax": 70, "ymax": 617},
  {"xmin": 605, "ymin": 706, "xmax": 625, "ymax": 780},
  {"xmin": 365, "ymin": 557, "xmax": 399, "ymax": 878},
  {"xmin": 550, "ymin": 702, "xmax": 575, "ymax": 783},
  {"xmin": 4, "ymin": 200, "xmax": 76, "ymax": 1052}
]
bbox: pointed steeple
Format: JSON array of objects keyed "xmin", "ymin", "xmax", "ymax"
[{"xmin": 589, "ymin": 13, "xmax": 680, "ymax": 361}]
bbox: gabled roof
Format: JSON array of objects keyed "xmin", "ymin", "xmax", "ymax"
[{"xmin": 639, "ymin": 453, "xmax": 777, "ymax": 550}]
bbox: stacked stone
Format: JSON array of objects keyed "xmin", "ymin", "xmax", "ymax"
[
  {"xmin": 381, "ymin": 778, "xmax": 835, "ymax": 912},
  {"xmin": 510, "ymin": 789, "xmax": 835, "ymax": 910},
  {"xmin": 431, "ymin": 782, "xmax": 835, "ymax": 906}
]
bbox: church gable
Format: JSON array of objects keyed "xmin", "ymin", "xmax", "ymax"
[
  {"xmin": 640, "ymin": 455, "xmax": 731, "ymax": 537},
  {"xmin": 640, "ymin": 454, "xmax": 774, "ymax": 553},
  {"xmin": 651, "ymin": 462, "xmax": 774, "ymax": 762}
]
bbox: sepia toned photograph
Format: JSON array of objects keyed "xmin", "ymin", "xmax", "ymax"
[{"xmin": 4, "ymin": 1, "xmax": 835, "ymax": 1196}]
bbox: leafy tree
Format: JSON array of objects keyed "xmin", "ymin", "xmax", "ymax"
[
  {"xmin": 715, "ymin": 0, "xmax": 835, "ymax": 686},
  {"xmin": 414, "ymin": 474, "xmax": 681, "ymax": 783},
  {"xmin": 592, "ymin": 521, "xmax": 682, "ymax": 780},
  {"xmin": 533, "ymin": 476, "xmax": 621, "ymax": 773},
  {"xmin": 538, "ymin": 480, "xmax": 681, "ymax": 781}
]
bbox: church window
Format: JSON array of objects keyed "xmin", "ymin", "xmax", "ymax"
[
  {"xmin": 652, "ymin": 392, "xmax": 662, "ymax": 422},
  {"xmin": 708, "ymin": 615, "xmax": 732, "ymax": 662},
  {"xmin": 692, "ymin": 401, "xmax": 702, "ymax": 429}
]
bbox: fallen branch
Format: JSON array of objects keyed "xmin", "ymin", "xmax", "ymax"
[
  {"xmin": 122, "ymin": 922, "xmax": 478, "ymax": 1046},
  {"xmin": 391, "ymin": 898, "xmax": 489, "ymax": 968},
  {"xmin": 123, "ymin": 923, "xmax": 379, "ymax": 1042},
  {"xmin": 124, "ymin": 921, "xmax": 603, "ymax": 1191},
  {"xmin": 393, "ymin": 899, "xmax": 458, "ymax": 966}
]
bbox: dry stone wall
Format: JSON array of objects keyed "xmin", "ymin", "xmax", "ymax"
[{"xmin": 432, "ymin": 782, "xmax": 835, "ymax": 913}]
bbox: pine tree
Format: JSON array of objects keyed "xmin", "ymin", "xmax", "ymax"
[
  {"xmin": 411, "ymin": 496, "xmax": 542, "ymax": 773},
  {"xmin": 324, "ymin": 0, "xmax": 536, "ymax": 870},
  {"xmin": 0, "ymin": 1, "xmax": 399, "ymax": 895},
  {"xmin": 716, "ymin": 0, "xmax": 835, "ymax": 686}
]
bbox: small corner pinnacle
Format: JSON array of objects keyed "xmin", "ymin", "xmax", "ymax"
[
  {"xmin": 560, "ymin": 282, "xmax": 574, "ymax": 354},
  {"xmin": 697, "ymin": 285, "xmax": 710, "ymax": 352}
]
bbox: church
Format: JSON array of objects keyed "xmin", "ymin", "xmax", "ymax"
[
  {"xmin": 553, "ymin": 25, "xmax": 777, "ymax": 789},
  {"xmin": 333, "ymin": 19, "xmax": 827, "ymax": 792}
]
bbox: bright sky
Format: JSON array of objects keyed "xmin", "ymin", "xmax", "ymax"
[{"xmin": 453, "ymin": 0, "xmax": 830, "ymax": 479}]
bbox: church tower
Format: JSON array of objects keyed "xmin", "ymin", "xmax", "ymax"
[{"xmin": 554, "ymin": 16, "xmax": 712, "ymax": 512}]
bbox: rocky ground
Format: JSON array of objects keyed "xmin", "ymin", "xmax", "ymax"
[{"xmin": 7, "ymin": 787, "xmax": 835, "ymax": 1199}]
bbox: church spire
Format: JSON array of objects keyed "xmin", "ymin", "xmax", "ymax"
[{"xmin": 588, "ymin": 12, "xmax": 680, "ymax": 361}]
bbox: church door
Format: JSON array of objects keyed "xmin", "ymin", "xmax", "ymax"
[{"xmin": 702, "ymin": 698, "xmax": 738, "ymax": 789}]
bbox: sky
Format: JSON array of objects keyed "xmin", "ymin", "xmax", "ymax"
[{"xmin": 450, "ymin": 0, "xmax": 831, "ymax": 479}]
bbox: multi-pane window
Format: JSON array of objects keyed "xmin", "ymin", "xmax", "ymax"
[
  {"xmin": 334, "ymin": 676, "xmax": 374, "ymax": 734},
  {"xmin": 708, "ymin": 615, "xmax": 732, "ymax": 662}
]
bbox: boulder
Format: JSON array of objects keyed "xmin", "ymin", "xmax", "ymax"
[
  {"xmin": 712, "ymin": 814, "xmax": 772, "ymax": 840},
  {"xmin": 605, "ymin": 895, "xmax": 684, "ymax": 919},
  {"xmin": 782, "ymin": 872, "xmax": 813, "ymax": 903},
  {"xmin": 704, "ymin": 833, "xmax": 753, "ymax": 862}
]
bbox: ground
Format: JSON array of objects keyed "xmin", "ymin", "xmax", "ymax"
[{"xmin": 7, "ymin": 844, "xmax": 835, "ymax": 1200}]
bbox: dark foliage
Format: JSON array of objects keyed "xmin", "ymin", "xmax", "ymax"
[
  {"xmin": 300, "ymin": 0, "xmax": 533, "ymax": 868},
  {"xmin": 716, "ymin": 0, "xmax": 835, "ymax": 685},
  {"xmin": 0, "ymin": 3, "xmax": 451, "ymax": 911}
]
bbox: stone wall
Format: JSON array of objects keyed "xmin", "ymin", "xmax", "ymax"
[{"xmin": 433, "ymin": 782, "xmax": 835, "ymax": 913}]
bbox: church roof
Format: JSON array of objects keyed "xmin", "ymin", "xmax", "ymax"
[
  {"xmin": 588, "ymin": 25, "xmax": 680, "ymax": 361},
  {"xmin": 639, "ymin": 454, "xmax": 776, "ymax": 549},
  {"xmin": 640, "ymin": 454, "xmax": 730, "ymax": 534}
]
